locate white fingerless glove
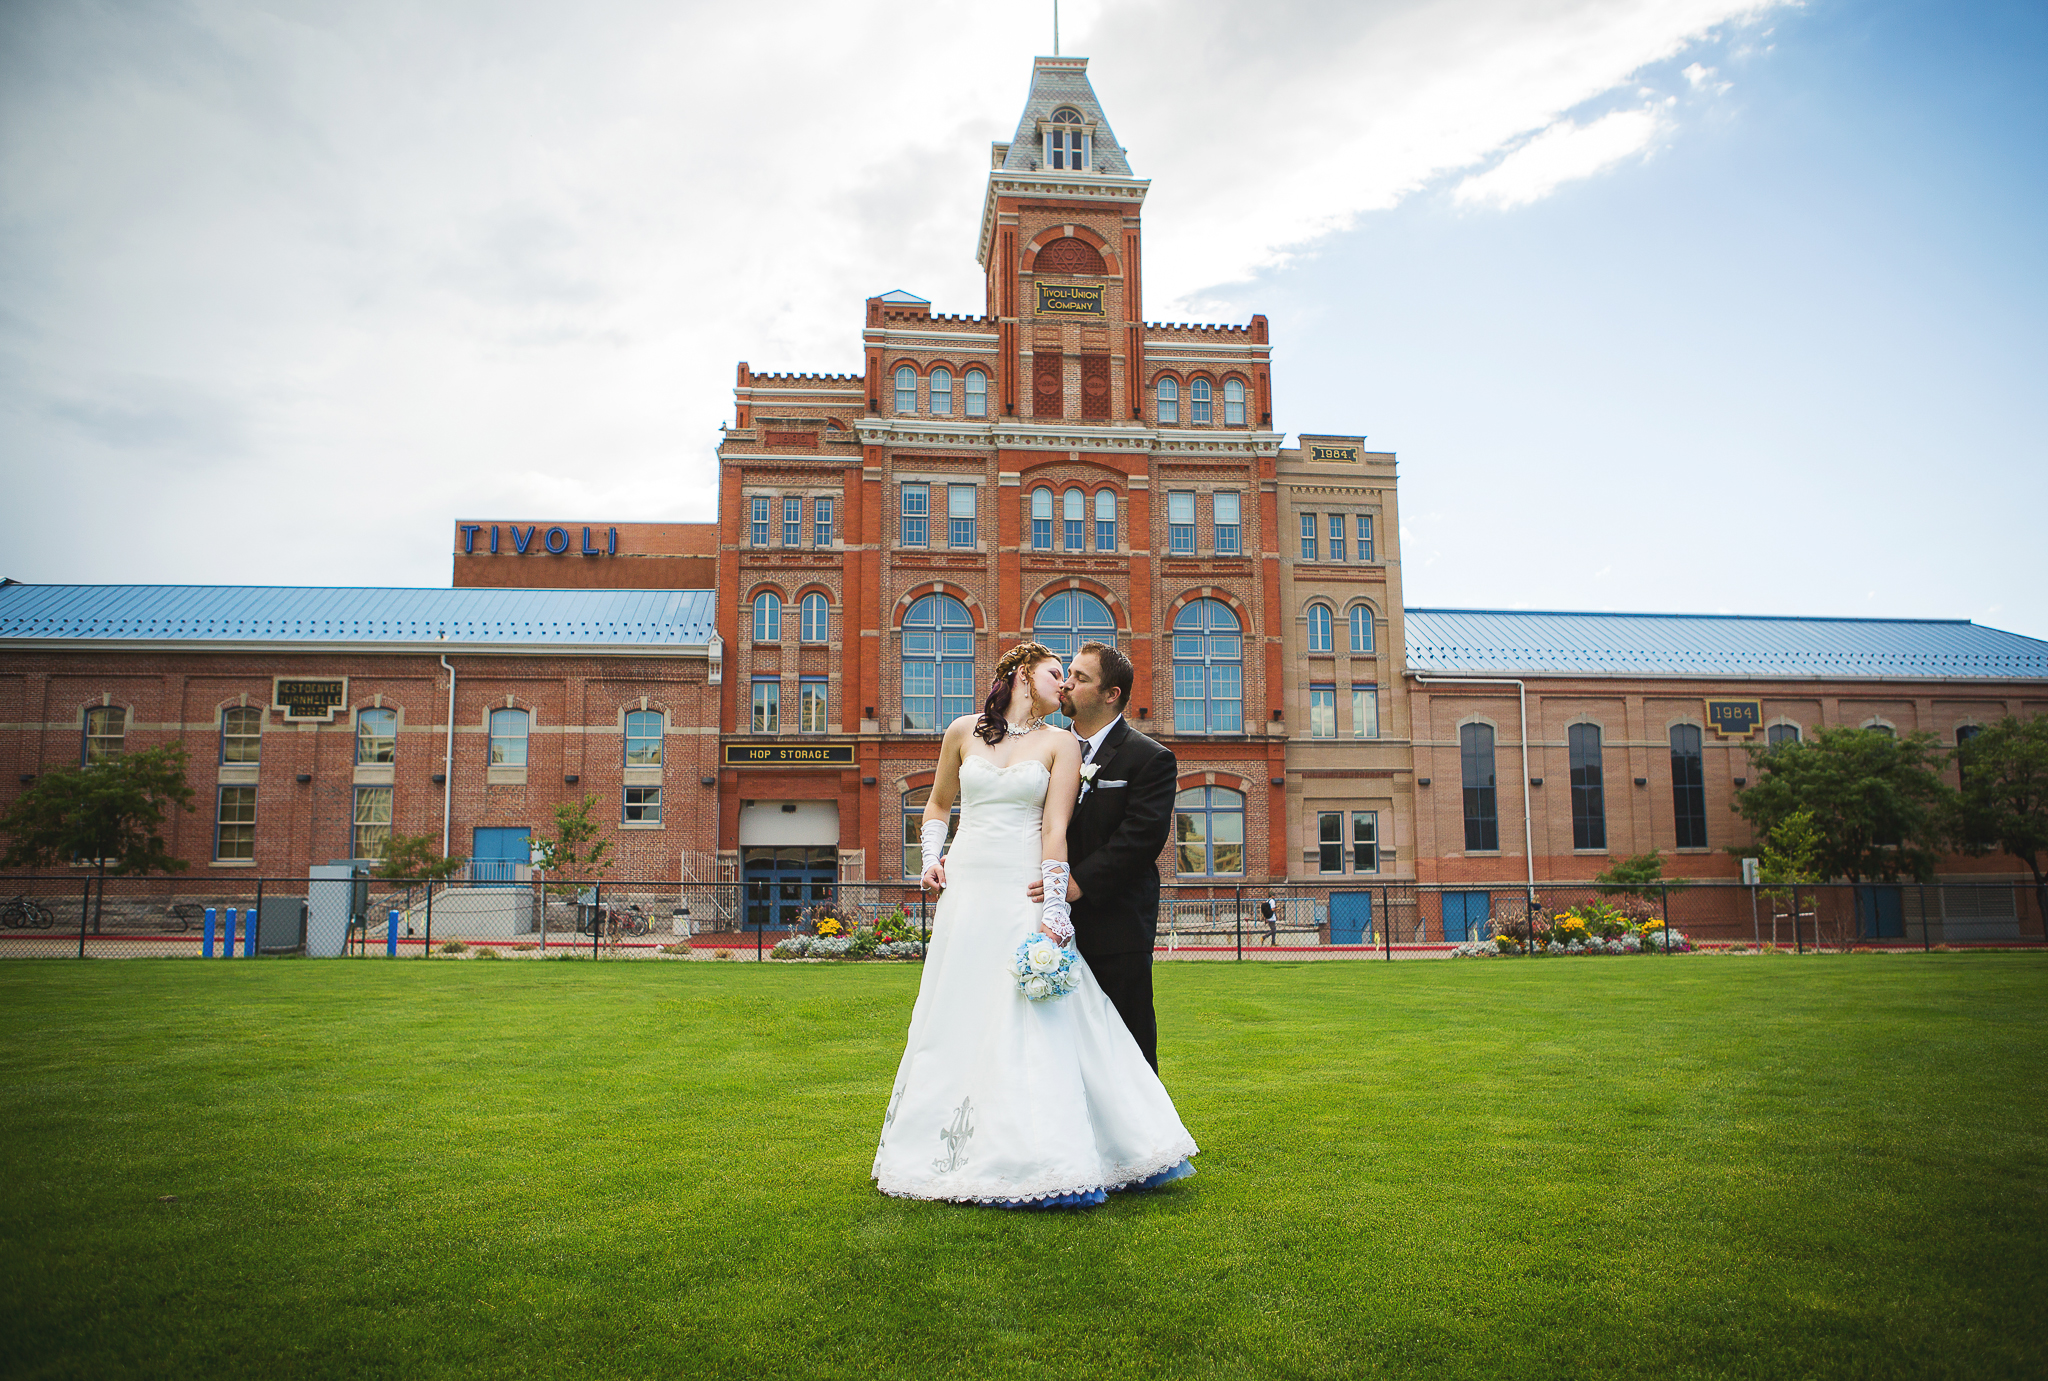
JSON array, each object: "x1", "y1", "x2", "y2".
[
  {"x1": 1039, "y1": 860, "x2": 1074, "y2": 945},
  {"x1": 920, "y1": 818, "x2": 949, "y2": 875}
]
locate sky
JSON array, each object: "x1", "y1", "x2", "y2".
[{"x1": 2, "y1": 0, "x2": 2043, "y2": 636}]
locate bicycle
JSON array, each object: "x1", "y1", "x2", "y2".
[
  {"x1": 0, "y1": 896, "x2": 54, "y2": 930},
  {"x1": 162, "y1": 903, "x2": 201, "y2": 933}
]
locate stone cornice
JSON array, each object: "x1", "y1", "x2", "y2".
[{"x1": 978, "y1": 172, "x2": 1150, "y2": 268}]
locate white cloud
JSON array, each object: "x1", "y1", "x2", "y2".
[{"x1": 1451, "y1": 106, "x2": 1669, "y2": 209}]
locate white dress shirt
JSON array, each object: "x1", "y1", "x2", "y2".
[{"x1": 1078, "y1": 715, "x2": 1123, "y2": 765}]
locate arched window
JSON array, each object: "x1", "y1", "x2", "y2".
[
  {"x1": 1223, "y1": 378, "x2": 1246, "y2": 425},
  {"x1": 221, "y1": 706, "x2": 263, "y2": 764},
  {"x1": 1175, "y1": 786, "x2": 1245, "y2": 876},
  {"x1": 1307, "y1": 603, "x2": 1333, "y2": 653},
  {"x1": 1461, "y1": 723, "x2": 1498, "y2": 851},
  {"x1": 964, "y1": 369, "x2": 989, "y2": 418},
  {"x1": 1671, "y1": 725, "x2": 1707, "y2": 848},
  {"x1": 1062, "y1": 487, "x2": 1086, "y2": 550},
  {"x1": 1029, "y1": 487, "x2": 1053, "y2": 550},
  {"x1": 1156, "y1": 377, "x2": 1179, "y2": 425},
  {"x1": 1767, "y1": 723, "x2": 1801, "y2": 748},
  {"x1": 1569, "y1": 724, "x2": 1604, "y2": 851},
  {"x1": 929, "y1": 367, "x2": 953, "y2": 416},
  {"x1": 489, "y1": 709, "x2": 529, "y2": 767},
  {"x1": 799, "y1": 593, "x2": 829, "y2": 643},
  {"x1": 1190, "y1": 378, "x2": 1213, "y2": 425},
  {"x1": 1172, "y1": 599, "x2": 1242, "y2": 734},
  {"x1": 356, "y1": 708, "x2": 397, "y2": 765},
  {"x1": 1045, "y1": 106, "x2": 1090, "y2": 171},
  {"x1": 1033, "y1": 589, "x2": 1115, "y2": 730},
  {"x1": 901, "y1": 786, "x2": 961, "y2": 878},
  {"x1": 894, "y1": 365, "x2": 918, "y2": 414},
  {"x1": 1094, "y1": 488, "x2": 1117, "y2": 552},
  {"x1": 752, "y1": 592, "x2": 782, "y2": 643},
  {"x1": 82, "y1": 706, "x2": 124, "y2": 764},
  {"x1": 1348, "y1": 605, "x2": 1375, "y2": 654},
  {"x1": 625, "y1": 709, "x2": 663, "y2": 766},
  {"x1": 900, "y1": 593, "x2": 975, "y2": 732}
]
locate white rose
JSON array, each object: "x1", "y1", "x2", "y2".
[
  {"x1": 1026, "y1": 939, "x2": 1061, "y2": 974},
  {"x1": 1024, "y1": 975, "x2": 1052, "y2": 1000}
]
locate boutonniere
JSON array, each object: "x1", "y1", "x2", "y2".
[{"x1": 1079, "y1": 763, "x2": 1100, "y2": 784}]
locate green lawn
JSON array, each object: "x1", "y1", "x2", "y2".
[{"x1": 1, "y1": 956, "x2": 2043, "y2": 1380}]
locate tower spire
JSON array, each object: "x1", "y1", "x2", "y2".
[{"x1": 1054, "y1": 0, "x2": 1060, "y2": 56}]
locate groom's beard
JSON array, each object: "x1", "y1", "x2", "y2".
[{"x1": 1057, "y1": 691, "x2": 1075, "y2": 717}]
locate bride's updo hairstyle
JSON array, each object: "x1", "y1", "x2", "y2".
[{"x1": 975, "y1": 641, "x2": 1058, "y2": 745}]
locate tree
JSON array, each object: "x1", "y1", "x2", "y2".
[
  {"x1": 1594, "y1": 851, "x2": 1682, "y2": 898},
  {"x1": 1949, "y1": 716, "x2": 2048, "y2": 932},
  {"x1": 0, "y1": 745, "x2": 197, "y2": 932},
  {"x1": 532, "y1": 794, "x2": 614, "y2": 880},
  {"x1": 1733, "y1": 726, "x2": 1951, "y2": 885},
  {"x1": 373, "y1": 833, "x2": 468, "y2": 883}
]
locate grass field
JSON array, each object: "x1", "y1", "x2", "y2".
[{"x1": 1, "y1": 956, "x2": 2044, "y2": 1380}]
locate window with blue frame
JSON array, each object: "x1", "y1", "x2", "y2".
[
  {"x1": 894, "y1": 365, "x2": 918, "y2": 414},
  {"x1": 752, "y1": 591, "x2": 782, "y2": 643},
  {"x1": 964, "y1": 369, "x2": 988, "y2": 418},
  {"x1": 357, "y1": 708, "x2": 396, "y2": 764},
  {"x1": 750, "y1": 496, "x2": 770, "y2": 548},
  {"x1": 899, "y1": 483, "x2": 928, "y2": 547},
  {"x1": 1327, "y1": 515, "x2": 1346, "y2": 561},
  {"x1": 1190, "y1": 378, "x2": 1212, "y2": 424},
  {"x1": 1213, "y1": 492, "x2": 1240, "y2": 554},
  {"x1": 489, "y1": 709, "x2": 529, "y2": 766},
  {"x1": 751, "y1": 679, "x2": 780, "y2": 734},
  {"x1": 1349, "y1": 604, "x2": 1374, "y2": 653},
  {"x1": 929, "y1": 367, "x2": 953, "y2": 416},
  {"x1": 623, "y1": 785, "x2": 662, "y2": 824},
  {"x1": 1223, "y1": 378, "x2": 1245, "y2": 425},
  {"x1": 1094, "y1": 488, "x2": 1117, "y2": 552},
  {"x1": 1172, "y1": 599, "x2": 1242, "y2": 734},
  {"x1": 625, "y1": 709, "x2": 663, "y2": 766},
  {"x1": 1356, "y1": 514, "x2": 1374, "y2": 561},
  {"x1": 799, "y1": 592, "x2": 829, "y2": 643},
  {"x1": 1156, "y1": 376, "x2": 1179, "y2": 424},
  {"x1": 1029, "y1": 487, "x2": 1053, "y2": 550},
  {"x1": 948, "y1": 484, "x2": 976, "y2": 548},
  {"x1": 782, "y1": 496, "x2": 801, "y2": 547},
  {"x1": 1461, "y1": 723, "x2": 1498, "y2": 851},
  {"x1": 900, "y1": 593, "x2": 974, "y2": 732},
  {"x1": 1062, "y1": 488, "x2": 1085, "y2": 550},
  {"x1": 1032, "y1": 590, "x2": 1115, "y2": 727},
  {"x1": 1310, "y1": 684, "x2": 1336, "y2": 738},
  {"x1": 798, "y1": 677, "x2": 828, "y2": 733},
  {"x1": 1168, "y1": 491, "x2": 1195, "y2": 555},
  {"x1": 1300, "y1": 512, "x2": 1318, "y2": 560},
  {"x1": 813, "y1": 497, "x2": 834, "y2": 548},
  {"x1": 1174, "y1": 786, "x2": 1244, "y2": 876},
  {"x1": 1307, "y1": 603, "x2": 1332, "y2": 653},
  {"x1": 1352, "y1": 685, "x2": 1380, "y2": 740}
]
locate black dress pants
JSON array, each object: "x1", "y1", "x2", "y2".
[{"x1": 1085, "y1": 948, "x2": 1157, "y2": 1072}]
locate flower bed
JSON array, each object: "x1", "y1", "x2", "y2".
[
  {"x1": 1454, "y1": 899, "x2": 1693, "y2": 957},
  {"x1": 771, "y1": 909, "x2": 925, "y2": 960}
]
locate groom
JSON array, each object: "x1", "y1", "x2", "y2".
[{"x1": 1031, "y1": 641, "x2": 1177, "y2": 1070}]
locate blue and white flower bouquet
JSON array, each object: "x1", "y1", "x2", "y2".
[{"x1": 1011, "y1": 933, "x2": 1078, "y2": 1002}]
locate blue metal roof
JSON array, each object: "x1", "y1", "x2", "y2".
[
  {"x1": 0, "y1": 584, "x2": 716, "y2": 650},
  {"x1": 1404, "y1": 609, "x2": 2048, "y2": 681}
]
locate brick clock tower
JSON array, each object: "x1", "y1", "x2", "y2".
[{"x1": 715, "y1": 56, "x2": 1382, "y2": 916}]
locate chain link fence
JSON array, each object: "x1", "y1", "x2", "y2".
[{"x1": 0, "y1": 872, "x2": 2038, "y2": 960}]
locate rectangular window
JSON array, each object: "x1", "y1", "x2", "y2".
[
  {"x1": 1671, "y1": 725, "x2": 1708, "y2": 848},
  {"x1": 1356, "y1": 514, "x2": 1374, "y2": 562},
  {"x1": 623, "y1": 786, "x2": 662, "y2": 825},
  {"x1": 813, "y1": 497, "x2": 835, "y2": 548},
  {"x1": 750, "y1": 496, "x2": 770, "y2": 548},
  {"x1": 357, "y1": 708, "x2": 397, "y2": 764},
  {"x1": 1461, "y1": 723, "x2": 1499, "y2": 852},
  {"x1": 751, "y1": 679, "x2": 780, "y2": 734},
  {"x1": 83, "y1": 706, "x2": 124, "y2": 764},
  {"x1": 624, "y1": 710, "x2": 663, "y2": 766},
  {"x1": 948, "y1": 484, "x2": 976, "y2": 548},
  {"x1": 221, "y1": 706, "x2": 263, "y2": 763},
  {"x1": 1352, "y1": 685, "x2": 1379, "y2": 739},
  {"x1": 1168, "y1": 491, "x2": 1195, "y2": 555},
  {"x1": 782, "y1": 497, "x2": 801, "y2": 547},
  {"x1": 1213, "y1": 492, "x2": 1240, "y2": 554},
  {"x1": 899, "y1": 483, "x2": 928, "y2": 547},
  {"x1": 1352, "y1": 812, "x2": 1379, "y2": 873},
  {"x1": 1094, "y1": 489, "x2": 1117, "y2": 553},
  {"x1": 798, "y1": 677, "x2": 828, "y2": 734},
  {"x1": 215, "y1": 785, "x2": 256, "y2": 861},
  {"x1": 1300, "y1": 512, "x2": 1318, "y2": 560},
  {"x1": 1317, "y1": 812, "x2": 1344, "y2": 873},
  {"x1": 1310, "y1": 685, "x2": 1336, "y2": 738},
  {"x1": 352, "y1": 786, "x2": 392, "y2": 861},
  {"x1": 1029, "y1": 489, "x2": 1053, "y2": 550},
  {"x1": 1327, "y1": 516, "x2": 1346, "y2": 562},
  {"x1": 1569, "y1": 723, "x2": 1606, "y2": 851}
]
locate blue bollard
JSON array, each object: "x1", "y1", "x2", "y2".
[
  {"x1": 243, "y1": 908, "x2": 257, "y2": 958},
  {"x1": 223, "y1": 908, "x2": 237, "y2": 957},
  {"x1": 387, "y1": 909, "x2": 399, "y2": 957},
  {"x1": 203, "y1": 906, "x2": 217, "y2": 958}
]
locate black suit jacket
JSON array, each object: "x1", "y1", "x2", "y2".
[{"x1": 1066, "y1": 718, "x2": 1177, "y2": 959}]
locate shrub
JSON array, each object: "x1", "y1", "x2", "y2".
[
  {"x1": 713, "y1": 949, "x2": 734, "y2": 961},
  {"x1": 439, "y1": 940, "x2": 468, "y2": 954},
  {"x1": 474, "y1": 947, "x2": 502, "y2": 960}
]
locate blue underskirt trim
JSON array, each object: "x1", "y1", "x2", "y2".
[{"x1": 990, "y1": 1158, "x2": 1195, "y2": 1211}]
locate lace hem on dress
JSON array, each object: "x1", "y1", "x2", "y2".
[{"x1": 873, "y1": 1139, "x2": 1198, "y2": 1208}]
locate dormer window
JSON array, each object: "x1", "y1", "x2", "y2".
[{"x1": 1044, "y1": 107, "x2": 1091, "y2": 172}]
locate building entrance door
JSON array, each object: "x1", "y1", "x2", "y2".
[
  {"x1": 737, "y1": 800, "x2": 840, "y2": 931},
  {"x1": 1329, "y1": 892, "x2": 1373, "y2": 944},
  {"x1": 1441, "y1": 890, "x2": 1490, "y2": 942},
  {"x1": 472, "y1": 827, "x2": 530, "y2": 885}
]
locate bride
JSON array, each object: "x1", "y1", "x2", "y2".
[{"x1": 872, "y1": 641, "x2": 1198, "y2": 1207}]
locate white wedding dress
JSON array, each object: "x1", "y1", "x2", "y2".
[{"x1": 872, "y1": 754, "x2": 1198, "y2": 1206}]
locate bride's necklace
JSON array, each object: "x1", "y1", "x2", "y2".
[{"x1": 1004, "y1": 713, "x2": 1047, "y2": 737}]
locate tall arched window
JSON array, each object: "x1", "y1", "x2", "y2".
[
  {"x1": 894, "y1": 365, "x2": 918, "y2": 414},
  {"x1": 1348, "y1": 605, "x2": 1375, "y2": 654},
  {"x1": 752, "y1": 592, "x2": 782, "y2": 643},
  {"x1": 356, "y1": 708, "x2": 397, "y2": 764},
  {"x1": 1569, "y1": 724, "x2": 1604, "y2": 851},
  {"x1": 1307, "y1": 604, "x2": 1333, "y2": 653},
  {"x1": 1062, "y1": 488, "x2": 1086, "y2": 550},
  {"x1": 1460, "y1": 723, "x2": 1498, "y2": 851},
  {"x1": 1671, "y1": 725, "x2": 1708, "y2": 848},
  {"x1": 489, "y1": 709, "x2": 529, "y2": 767},
  {"x1": 1094, "y1": 488, "x2": 1117, "y2": 552},
  {"x1": 625, "y1": 709, "x2": 663, "y2": 766},
  {"x1": 900, "y1": 593, "x2": 975, "y2": 732},
  {"x1": 964, "y1": 368, "x2": 988, "y2": 418},
  {"x1": 1223, "y1": 378, "x2": 1246, "y2": 425},
  {"x1": 901, "y1": 787, "x2": 961, "y2": 878},
  {"x1": 929, "y1": 367, "x2": 953, "y2": 416},
  {"x1": 1172, "y1": 599, "x2": 1242, "y2": 734},
  {"x1": 1045, "y1": 106, "x2": 1090, "y2": 171},
  {"x1": 1175, "y1": 786, "x2": 1245, "y2": 876},
  {"x1": 1156, "y1": 377, "x2": 1179, "y2": 424},
  {"x1": 1190, "y1": 378, "x2": 1213, "y2": 425},
  {"x1": 1032, "y1": 590, "x2": 1116, "y2": 730},
  {"x1": 1029, "y1": 487, "x2": 1053, "y2": 550},
  {"x1": 799, "y1": 593, "x2": 829, "y2": 643}
]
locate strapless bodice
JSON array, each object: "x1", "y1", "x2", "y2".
[{"x1": 946, "y1": 755, "x2": 1049, "y2": 882}]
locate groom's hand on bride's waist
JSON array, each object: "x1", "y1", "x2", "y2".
[{"x1": 1026, "y1": 876, "x2": 1081, "y2": 902}]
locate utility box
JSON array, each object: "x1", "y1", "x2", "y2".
[{"x1": 257, "y1": 896, "x2": 308, "y2": 954}]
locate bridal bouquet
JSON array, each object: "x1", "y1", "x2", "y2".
[{"x1": 1010, "y1": 934, "x2": 1078, "y2": 1002}]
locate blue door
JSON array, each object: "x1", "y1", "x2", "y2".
[
  {"x1": 1442, "y1": 891, "x2": 1490, "y2": 942},
  {"x1": 472, "y1": 827, "x2": 530, "y2": 885},
  {"x1": 1856, "y1": 886, "x2": 1904, "y2": 939},
  {"x1": 1330, "y1": 892, "x2": 1373, "y2": 945}
]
